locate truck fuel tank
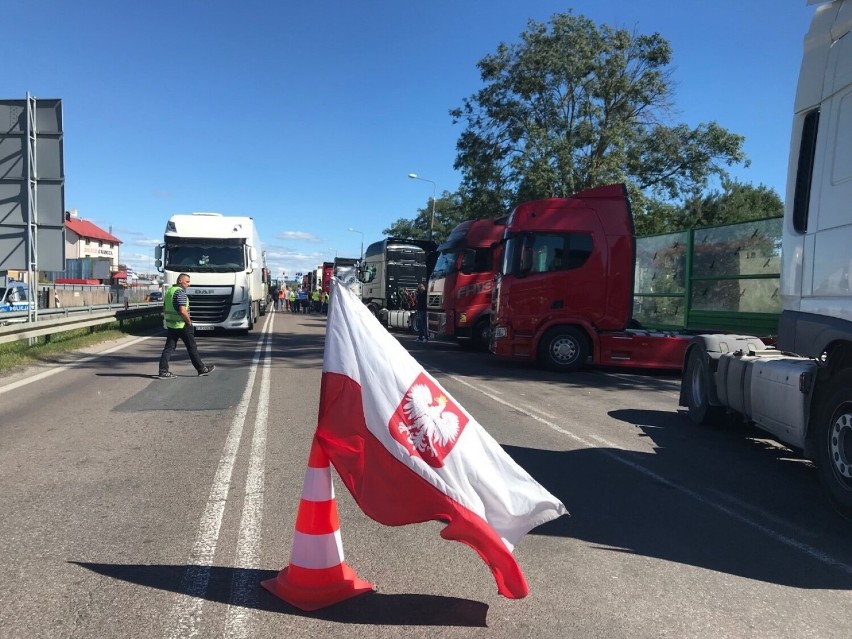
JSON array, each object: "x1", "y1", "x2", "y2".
[{"x1": 716, "y1": 351, "x2": 816, "y2": 449}]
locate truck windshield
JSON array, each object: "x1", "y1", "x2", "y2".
[
  {"x1": 430, "y1": 250, "x2": 461, "y2": 279},
  {"x1": 164, "y1": 244, "x2": 246, "y2": 272}
]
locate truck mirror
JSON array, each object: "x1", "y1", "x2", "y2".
[{"x1": 155, "y1": 245, "x2": 162, "y2": 260}]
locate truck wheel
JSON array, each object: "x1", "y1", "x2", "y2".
[
  {"x1": 472, "y1": 318, "x2": 491, "y2": 352},
  {"x1": 683, "y1": 347, "x2": 724, "y2": 425},
  {"x1": 814, "y1": 369, "x2": 852, "y2": 518},
  {"x1": 538, "y1": 327, "x2": 588, "y2": 372}
]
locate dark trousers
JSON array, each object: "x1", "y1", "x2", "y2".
[
  {"x1": 159, "y1": 325, "x2": 205, "y2": 373},
  {"x1": 417, "y1": 309, "x2": 428, "y2": 340}
]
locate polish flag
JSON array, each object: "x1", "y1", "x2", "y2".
[{"x1": 315, "y1": 279, "x2": 568, "y2": 599}]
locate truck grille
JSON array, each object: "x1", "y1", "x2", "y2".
[
  {"x1": 187, "y1": 294, "x2": 232, "y2": 323},
  {"x1": 427, "y1": 292, "x2": 442, "y2": 308}
]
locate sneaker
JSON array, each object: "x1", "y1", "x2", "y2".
[
  {"x1": 198, "y1": 364, "x2": 216, "y2": 376},
  {"x1": 158, "y1": 371, "x2": 176, "y2": 379}
]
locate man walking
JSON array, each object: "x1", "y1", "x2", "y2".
[{"x1": 158, "y1": 273, "x2": 215, "y2": 378}]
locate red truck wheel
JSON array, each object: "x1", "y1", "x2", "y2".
[
  {"x1": 538, "y1": 327, "x2": 588, "y2": 372},
  {"x1": 472, "y1": 318, "x2": 491, "y2": 352}
]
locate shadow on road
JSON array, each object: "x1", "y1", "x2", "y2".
[
  {"x1": 503, "y1": 406, "x2": 852, "y2": 592},
  {"x1": 70, "y1": 562, "x2": 488, "y2": 626}
]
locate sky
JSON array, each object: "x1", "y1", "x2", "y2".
[{"x1": 4, "y1": 0, "x2": 818, "y2": 280}]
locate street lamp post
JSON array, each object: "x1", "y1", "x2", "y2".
[
  {"x1": 407, "y1": 173, "x2": 436, "y2": 241},
  {"x1": 347, "y1": 227, "x2": 364, "y2": 261}
]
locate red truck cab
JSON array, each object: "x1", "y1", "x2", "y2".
[
  {"x1": 490, "y1": 184, "x2": 689, "y2": 371},
  {"x1": 427, "y1": 218, "x2": 505, "y2": 350},
  {"x1": 321, "y1": 261, "x2": 334, "y2": 295}
]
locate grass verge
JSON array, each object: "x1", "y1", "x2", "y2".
[{"x1": 0, "y1": 315, "x2": 162, "y2": 376}]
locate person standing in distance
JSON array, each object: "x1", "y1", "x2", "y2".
[
  {"x1": 158, "y1": 273, "x2": 215, "y2": 378},
  {"x1": 415, "y1": 282, "x2": 428, "y2": 343}
]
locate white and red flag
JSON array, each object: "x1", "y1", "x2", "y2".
[{"x1": 314, "y1": 279, "x2": 568, "y2": 599}]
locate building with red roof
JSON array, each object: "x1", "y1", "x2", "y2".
[{"x1": 64, "y1": 209, "x2": 122, "y2": 274}]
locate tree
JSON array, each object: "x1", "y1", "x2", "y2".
[
  {"x1": 633, "y1": 180, "x2": 783, "y2": 235},
  {"x1": 450, "y1": 11, "x2": 749, "y2": 221},
  {"x1": 384, "y1": 191, "x2": 467, "y2": 242},
  {"x1": 682, "y1": 180, "x2": 783, "y2": 228}
]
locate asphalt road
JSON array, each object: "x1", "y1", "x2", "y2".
[{"x1": 1, "y1": 309, "x2": 850, "y2": 639}]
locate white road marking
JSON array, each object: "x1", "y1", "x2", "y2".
[
  {"x1": 0, "y1": 335, "x2": 150, "y2": 395},
  {"x1": 223, "y1": 327, "x2": 272, "y2": 638},
  {"x1": 165, "y1": 318, "x2": 274, "y2": 639}
]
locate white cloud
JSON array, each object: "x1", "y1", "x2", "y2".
[{"x1": 275, "y1": 231, "x2": 323, "y2": 243}]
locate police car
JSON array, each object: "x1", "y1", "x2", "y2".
[{"x1": 0, "y1": 282, "x2": 32, "y2": 323}]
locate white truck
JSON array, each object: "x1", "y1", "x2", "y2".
[
  {"x1": 155, "y1": 212, "x2": 268, "y2": 333},
  {"x1": 680, "y1": 0, "x2": 852, "y2": 516}
]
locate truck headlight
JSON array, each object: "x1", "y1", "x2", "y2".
[{"x1": 232, "y1": 310, "x2": 247, "y2": 320}]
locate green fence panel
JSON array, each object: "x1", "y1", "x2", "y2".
[{"x1": 634, "y1": 217, "x2": 781, "y2": 335}]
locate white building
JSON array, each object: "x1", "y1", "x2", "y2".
[{"x1": 64, "y1": 209, "x2": 122, "y2": 272}]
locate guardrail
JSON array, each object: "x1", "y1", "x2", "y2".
[{"x1": 0, "y1": 304, "x2": 163, "y2": 345}]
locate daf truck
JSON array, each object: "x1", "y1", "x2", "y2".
[
  {"x1": 680, "y1": 0, "x2": 852, "y2": 515},
  {"x1": 427, "y1": 218, "x2": 505, "y2": 351},
  {"x1": 155, "y1": 212, "x2": 268, "y2": 333}
]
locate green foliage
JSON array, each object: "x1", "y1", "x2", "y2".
[
  {"x1": 449, "y1": 10, "x2": 749, "y2": 220},
  {"x1": 634, "y1": 180, "x2": 783, "y2": 235},
  {"x1": 383, "y1": 191, "x2": 468, "y2": 242}
]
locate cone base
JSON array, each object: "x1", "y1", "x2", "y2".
[{"x1": 261, "y1": 562, "x2": 374, "y2": 611}]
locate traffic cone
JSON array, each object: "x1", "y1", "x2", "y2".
[{"x1": 261, "y1": 437, "x2": 374, "y2": 611}]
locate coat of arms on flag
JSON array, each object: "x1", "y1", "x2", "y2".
[{"x1": 390, "y1": 373, "x2": 468, "y2": 467}]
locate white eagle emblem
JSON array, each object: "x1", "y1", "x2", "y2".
[{"x1": 399, "y1": 383, "x2": 461, "y2": 458}]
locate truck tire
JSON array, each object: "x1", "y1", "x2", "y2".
[
  {"x1": 682, "y1": 347, "x2": 724, "y2": 425},
  {"x1": 538, "y1": 326, "x2": 588, "y2": 372},
  {"x1": 814, "y1": 369, "x2": 852, "y2": 518},
  {"x1": 471, "y1": 318, "x2": 491, "y2": 352}
]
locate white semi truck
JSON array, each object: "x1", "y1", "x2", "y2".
[
  {"x1": 155, "y1": 212, "x2": 268, "y2": 333},
  {"x1": 680, "y1": 0, "x2": 852, "y2": 516}
]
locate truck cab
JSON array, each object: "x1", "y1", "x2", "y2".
[
  {"x1": 359, "y1": 238, "x2": 436, "y2": 330},
  {"x1": 427, "y1": 218, "x2": 505, "y2": 351},
  {"x1": 491, "y1": 184, "x2": 690, "y2": 371}
]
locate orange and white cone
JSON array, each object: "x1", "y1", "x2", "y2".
[{"x1": 261, "y1": 437, "x2": 374, "y2": 611}]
